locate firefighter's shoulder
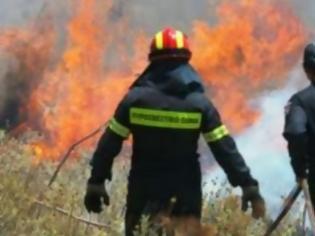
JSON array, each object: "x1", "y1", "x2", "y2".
[
  {"x1": 120, "y1": 86, "x2": 148, "y2": 104},
  {"x1": 289, "y1": 85, "x2": 314, "y2": 107},
  {"x1": 294, "y1": 84, "x2": 315, "y2": 102},
  {"x1": 285, "y1": 85, "x2": 313, "y2": 115},
  {"x1": 186, "y1": 92, "x2": 217, "y2": 112}
]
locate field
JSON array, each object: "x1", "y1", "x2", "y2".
[{"x1": 0, "y1": 133, "x2": 304, "y2": 235}]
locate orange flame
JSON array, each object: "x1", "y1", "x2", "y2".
[
  {"x1": 0, "y1": 0, "x2": 307, "y2": 160},
  {"x1": 191, "y1": 0, "x2": 306, "y2": 131},
  {"x1": 26, "y1": 0, "x2": 139, "y2": 160}
]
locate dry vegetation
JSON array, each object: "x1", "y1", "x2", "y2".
[{"x1": 0, "y1": 133, "x2": 305, "y2": 235}]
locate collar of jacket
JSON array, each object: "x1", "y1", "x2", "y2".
[{"x1": 130, "y1": 61, "x2": 205, "y2": 96}]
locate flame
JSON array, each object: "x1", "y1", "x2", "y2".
[
  {"x1": 191, "y1": 0, "x2": 306, "y2": 131},
  {"x1": 0, "y1": 0, "x2": 307, "y2": 160},
  {"x1": 25, "y1": 0, "x2": 141, "y2": 160},
  {"x1": 0, "y1": 21, "x2": 54, "y2": 129}
]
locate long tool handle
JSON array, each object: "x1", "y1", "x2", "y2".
[
  {"x1": 301, "y1": 180, "x2": 315, "y2": 232},
  {"x1": 264, "y1": 184, "x2": 302, "y2": 236}
]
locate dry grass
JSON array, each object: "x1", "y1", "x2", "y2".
[{"x1": 0, "y1": 133, "x2": 304, "y2": 235}]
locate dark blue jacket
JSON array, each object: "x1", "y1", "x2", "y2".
[
  {"x1": 284, "y1": 83, "x2": 315, "y2": 178},
  {"x1": 89, "y1": 61, "x2": 257, "y2": 188}
]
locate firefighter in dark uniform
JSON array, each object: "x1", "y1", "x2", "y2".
[
  {"x1": 284, "y1": 43, "x2": 315, "y2": 210},
  {"x1": 84, "y1": 28, "x2": 266, "y2": 235}
]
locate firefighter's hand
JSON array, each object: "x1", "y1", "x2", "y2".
[
  {"x1": 241, "y1": 186, "x2": 266, "y2": 219},
  {"x1": 84, "y1": 183, "x2": 110, "y2": 213}
]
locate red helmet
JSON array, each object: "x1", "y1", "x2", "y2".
[{"x1": 149, "y1": 27, "x2": 192, "y2": 62}]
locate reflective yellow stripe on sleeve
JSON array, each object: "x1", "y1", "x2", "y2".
[
  {"x1": 203, "y1": 125, "x2": 229, "y2": 142},
  {"x1": 109, "y1": 118, "x2": 130, "y2": 138}
]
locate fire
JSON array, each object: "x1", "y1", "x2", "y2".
[
  {"x1": 0, "y1": 20, "x2": 54, "y2": 130},
  {"x1": 0, "y1": 0, "x2": 307, "y2": 160},
  {"x1": 191, "y1": 0, "x2": 306, "y2": 132}
]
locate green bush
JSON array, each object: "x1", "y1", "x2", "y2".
[{"x1": 0, "y1": 134, "x2": 304, "y2": 235}]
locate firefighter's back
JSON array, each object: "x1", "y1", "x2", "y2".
[
  {"x1": 128, "y1": 85, "x2": 204, "y2": 176},
  {"x1": 125, "y1": 83, "x2": 205, "y2": 217},
  {"x1": 119, "y1": 62, "x2": 208, "y2": 204}
]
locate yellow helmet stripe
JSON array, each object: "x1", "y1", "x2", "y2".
[
  {"x1": 155, "y1": 31, "x2": 164, "y2": 49},
  {"x1": 175, "y1": 31, "x2": 184, "y2": 49}
]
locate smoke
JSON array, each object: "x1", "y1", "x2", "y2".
[
  {"x1": 0, "y1": 0, "x2": 46, "y2": 27},
  {"x1": 0, "y1": 18, "x2": 54, "y2": 129},
  {"x1": 237, "y1": 69, "x2": 307, "y2": 209},
  {"x1": 111, "y1": 0, "x2": 315, "y2": 36},
  {"x1": 288, "y1": 0, "x2": 315, "y2": 29},
  {"x1": 1, "y1": 0, "x2": 314, "y2": 32},
  {"x1": 122, "y1": 0, "x2": 214, "y2": 33},
  {"x1": 204, "y1": 68, "x2": 308, "y2": 214},
  {"x1": 0, "y1": 52, "x2": 17, "y2": 127},
  {"x1": 0, "y1": 55, "x2": 23, "y2": 129}
]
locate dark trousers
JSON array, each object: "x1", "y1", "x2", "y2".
[
  {"x1": 308, "y1": 171, "x2": 315, "y2": 211},
  {"x1": 124, "y1": 170, "x2": 202, "y2": 236}
]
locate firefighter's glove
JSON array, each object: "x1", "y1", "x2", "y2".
[
  {"x1": 241, "y1": 186, "x2": 266, "y2": 219},
  {"x1": 84, "y1": 183, "x2": 110, "y2": 213}
]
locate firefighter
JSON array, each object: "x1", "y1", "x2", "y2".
[
  {"x1": 284, "y1": 42, "x2": 315, "y2": 210},
  {"x1": 84, "y1": 28, "x2": 265, "y2": 235}
]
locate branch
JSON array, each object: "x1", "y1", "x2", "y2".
[
  {"x1": 48, "y1": 122, "x2": 108, "y2": 187},
  {"x1": 301, "y1": 180, "x2": 315, "y2": 232},
  {"x1": 33, "y1": 200, "x2": 111, "y2": 230}
]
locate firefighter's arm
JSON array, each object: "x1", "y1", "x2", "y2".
[
  {"x1": 201, "y1": 100, "x2": 265, "y2": 218},
  {"x1": 85, "y1": 107, "x2": 130, "y2": 213},
  {"x1": 201, "y1": 101, "x2": 257, "y2": 187},
  {"x1": 283, "y1": 96, "x2": 308, "y2": 179},
  {"x1": 88, "y1": 96, "x2": 131, "y2": 184}
]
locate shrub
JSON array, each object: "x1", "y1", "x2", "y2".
[{"x1": 0, "y1": 134, "x2": 304, "y2": 235}]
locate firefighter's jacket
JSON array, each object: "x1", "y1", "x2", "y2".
[
  {"x1": 89, "y1": 61, "x2": 258, "y2": 188},
  {"x1": 284, "y1": 83, "x2": 315, "y2": 178}
]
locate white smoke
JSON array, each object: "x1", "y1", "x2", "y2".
[
  {"x1": 237, "y1": 68, "x2": 307, "y2": 210},
  {"x1": 288, "y1": 0, "x2": 315, "y2": 29},
  {"x1": 0, "y1": 0, "x2": 46, "y2": 26},
  {"x1": 0, "y1": 0, "x2": 314, "y2": 35},
  {"x1": 120, "y1": 0, "x2": 216, "y2": 33},
  {"x1": 203, "y1": 67, "x2": 309, "y2": 215}
]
